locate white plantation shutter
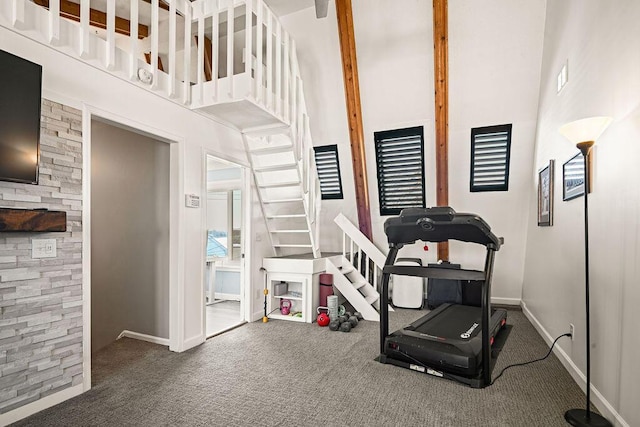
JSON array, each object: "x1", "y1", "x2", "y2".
[
  {"x1": 313, "y1": 145, "x2": 343, "y2": 199},
  {"x1": 470, "y1": 124, "x2": 512, "y2": 192},
  {"x1": 374, "y1": 126, "x2": 425, "y2": 215}
]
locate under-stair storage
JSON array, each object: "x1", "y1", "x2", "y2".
[
  {"x1": 266, "y1": 273, "x2": 308, "y2": 322},
  {"x1": 263, "y1": 255, "x2": 323, "y2": 323}
]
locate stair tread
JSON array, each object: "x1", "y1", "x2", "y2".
[
  {"x1": 274, "y1": 244, "x2": 313, "y2": 248},
  {"x1": 266, "y1": 214, "x2": 307, "y2": 218},
  {"x1": 365, "y1": 294, "x2": 379, "y2": 304},
  {"x1": 270, "y1": 229, "x2": 309, "y2": 233},
  {"x1": 250, "y1": 145, "x2": 294, "y2": 155},
  {"x1": 258, "y1": 181, "x2": 301, "y2": 188},
  {"x1": 353, "y1": 280, "x2": 367, "y2": 290},
  {"x1": 340, "y1": 265, "x2": 355, "y2": 274},
  {"x1": 254, "y1": 163, "x2": 298, "y2": 172},
  {"x1": 263, "y1": 198, "x2": 304, "y2": 203}
]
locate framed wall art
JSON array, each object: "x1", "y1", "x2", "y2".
[
  {"x1": 563, "y1": 152, "x2": 592, "y2": 201},
  {"x1": 537, "y1": 160, "x2": 554, "y2": 226}
]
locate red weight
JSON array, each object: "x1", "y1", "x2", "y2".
[{"x1": 317, "y1": 312, "x2": 330, "y2": 327}]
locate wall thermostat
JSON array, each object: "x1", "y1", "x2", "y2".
[{"x1": 185, "y1": 194, "x2": 200, "y2": 208}]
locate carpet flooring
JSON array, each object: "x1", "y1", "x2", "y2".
[{"x1": 12, "y1": 308, "x2": 594, "y2": 426}]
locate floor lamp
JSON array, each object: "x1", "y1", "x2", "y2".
[{"x1": 559, "y1": 116, "x2": 613, "y2": 427}]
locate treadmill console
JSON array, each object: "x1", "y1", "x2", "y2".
[{"x1": 384, "y1": 206, "x2": 501, "y2": 249}]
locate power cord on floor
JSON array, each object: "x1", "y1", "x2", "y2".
[{"x1": 491, "y1": 332, "x2": 572, "y2": 385}]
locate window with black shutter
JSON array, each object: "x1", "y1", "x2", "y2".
[
  {"x1": 374, "y1": 126, "x2": 425, "y2": 216},
  {"x1": 470, "y1": 124, "x2": 512, "y2": 192},
  {"x1": 313, "y1": 145, "x2": 344, "y2": 200}
]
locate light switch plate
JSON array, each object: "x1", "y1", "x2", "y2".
[{"x1": 32, "y1": 239, "x2": 57, "y2": 259}]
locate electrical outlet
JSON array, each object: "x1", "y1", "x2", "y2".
[{"x1": 569, "y1": 323, "x2": 575, "y2": 340}]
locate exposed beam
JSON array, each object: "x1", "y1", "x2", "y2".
[
  {"x1": 335, "y1": 0, "x2": 372, "y2": 240},
  {"x1": 33, "y1": 0, "x2": 149, "y2": 39},
  {"x1": 433, "y1": 0, "x2": 449, "y2": 261}
]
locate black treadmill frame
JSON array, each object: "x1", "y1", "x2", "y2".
[{"x1": 377, "y1": 207, "x2": 506, "y2": 388}]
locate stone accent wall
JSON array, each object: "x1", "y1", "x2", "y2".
[{"x1": 0, "y1": 100, "x2": 83, "y2": 414}]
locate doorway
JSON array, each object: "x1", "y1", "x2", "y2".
[{"x1": 204, "y1": 155, "x2": 247, "y2": 337}]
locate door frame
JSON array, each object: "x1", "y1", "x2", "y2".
[
  {"x1": 81, "y1": 104, "x2": 185, "y2": 392},
  {"x1": 202, "y1": 151, "x2": 252, "y2": 336}
]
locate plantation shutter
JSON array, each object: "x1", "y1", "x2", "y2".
[
  {"x1": 374, "y1": 126, "x2": 425, "y2": 216},
  {"x1": 470, "y1": 124, "x2": 512, "y2": 192},
  {"x1": 313, "y1": 145, "x2": 344, "y2": 200}
]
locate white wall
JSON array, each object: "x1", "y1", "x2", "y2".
[
  {"x1": 522, "y1": 1, "x2": 640, "y2": 425},
  {"x1": 0, "y1": 24, "x2": 268, "y2": 350},
  {"x1": 281, "y1": 0, "x2": 546, "y2": 301},
  {"x1": 447, "y1": 0, "x2": 546, "y2": 300}
]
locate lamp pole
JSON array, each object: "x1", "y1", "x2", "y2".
[{"x1": 564, "y1": 141, "x2": 611, "y2": 427}]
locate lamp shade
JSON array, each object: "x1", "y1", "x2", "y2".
[{"x1": 558, "y1": 116, "x2": 613, "y2": 144}]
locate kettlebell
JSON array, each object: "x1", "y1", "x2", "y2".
[
  {"x1": 317, "y1": 312, "x2": 330, "y2": 327},
  {"x1": 280, "y1": 299, "x2": 292, "y2": 315}
]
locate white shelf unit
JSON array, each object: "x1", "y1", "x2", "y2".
[
  {"x1": 267, "y1": 274, "x2": 307, "y2": 322},
  {"x1": 263, "y1": 255, "x2": 324, "y2": 323}
]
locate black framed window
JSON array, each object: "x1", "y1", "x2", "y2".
[
  {"x1": 470, "y1": 124, "x2": 512, "y2": 192},
  {"x1": 313, "y1": 145, "x2": 344, "y2": 200},
  {"x1": 374, "y1": 126, "x2": 425, "y2": 216}
]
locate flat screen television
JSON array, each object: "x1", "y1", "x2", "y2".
[{"x1": 0, "y1": 50, "x2": 42, "y2": 184}]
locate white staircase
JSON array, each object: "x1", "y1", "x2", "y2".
[
  {"x1": 243, "y1": 126, "x2": 321, "y2": 258},
  {"x1": 326, "y1": 213, "x2": 394, "y2": 321}
]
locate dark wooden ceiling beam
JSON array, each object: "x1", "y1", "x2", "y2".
[
  {"x1": 33, "y1": 0, "x2": 149, "y2": 39},
  {"x1": 336, "y1": 0, "x2": 373, "y2": 240},
  {"x1": 433, "y1": 0, "x2": 449, "y2": 261}
]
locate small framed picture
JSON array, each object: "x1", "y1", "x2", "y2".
[
  {"x1": 538, "y1": 160, "x2": 554, "y2": 226},
  {"x1": 563, "y1": 152, "x2": 591, "y2": 201}
]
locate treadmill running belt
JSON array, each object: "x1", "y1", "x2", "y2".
[{"x1": 412, "y1": 305, "x2": 482, "y2": 340}]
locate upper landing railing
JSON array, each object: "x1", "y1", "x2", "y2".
[{"x1": 5, "y1": 0, "x2": 310, "y2": 136}]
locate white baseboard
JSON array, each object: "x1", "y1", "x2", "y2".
[
  {"x1": 252, "y1": 309, "x2": 265, "y2": 322},
  {"x1": 182, "y1": 334, "x2": 204, "y2": 352},
  {"x1": 492, "y1": 297, "x2": 521, "y2": 306},
  {"x1": 117, "y1": 330, "x2": 169, "y2": 347},
  {"x1": 521, "y1": 301, "x2": 629, "y2": 427},
  {"x1": 0, "y1": 383, "x2": 84, "y2": 426}
]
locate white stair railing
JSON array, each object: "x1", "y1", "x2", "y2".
[
  {"x1": 334, "y1": 213, "x2": 388, "y2": 298},
  {"x1": 328, "y1": 214, "x2": 394, "y2": 319},
  {"x1": 9, "y1": 0, "x2": 302, "y2": 125}
]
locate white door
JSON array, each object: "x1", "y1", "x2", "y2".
[{"x1": 204, "y1": 155, "x2": 248, "y2": 337}]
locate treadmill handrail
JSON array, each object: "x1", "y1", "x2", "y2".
[{"x1": 383, "y1": 265, "x2": 485, "y2": 281}]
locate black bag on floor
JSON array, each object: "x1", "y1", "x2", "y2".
[{"x1": 426, "y1": 262, "x2": 462, "y2": 310}]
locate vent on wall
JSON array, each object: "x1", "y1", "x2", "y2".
[
  {"x1": 374, "y1": 126, "x2": 425, "y2": 216},
  {"x1": 470, "y1": 124, "x2": 512, "y2": 192},
  {"x1": 313, "y1": 145, "x2": 344, "y2": 200}
]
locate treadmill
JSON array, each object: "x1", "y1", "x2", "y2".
[{"x1": 377, "y1": 206, "x2": 512, "y2": 388}]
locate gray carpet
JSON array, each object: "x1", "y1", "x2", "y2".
[{"x1": 12, "y1": 309, "x2": 593, "y2": 426}]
